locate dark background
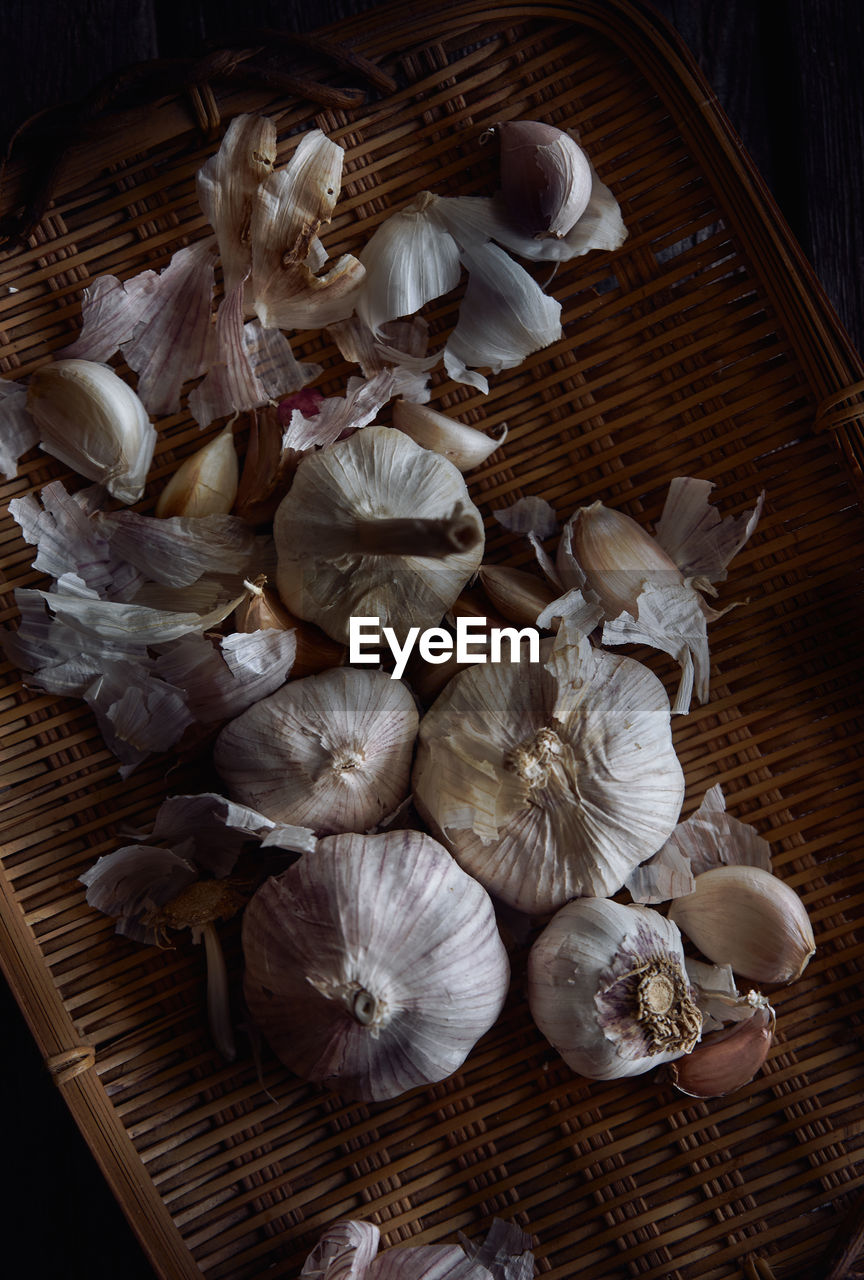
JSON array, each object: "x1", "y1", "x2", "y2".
[{"x1": 0, "y1": 2, "x2": 862, "y2": 1278}]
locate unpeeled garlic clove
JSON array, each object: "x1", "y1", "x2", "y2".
[
  {"x1": 26, "y1": 358, "x2": 156, "y2": 504},
  {"x1": 666, "y1": 1003, "x2": 774, "y2": 1098},
  {"x1": 233, "y1": 576, "x2": 345, "y2": 678},
  {"x1": 560, "y1": 499, "x2": 683, "y2": 618},
  {"x1": 668, "y1": 865, "x2": 815, "y2": 984},
  {"x1": 479, "y1": 563, "x2": 559, "y2": 627},
  {"x1": 497, "y1": 119, "x2": 593, "y2": 239},
  {"x1": 155, "y1": 424, "x2": 238, "y2": 518},
  {"x1": 392, "y1": 399, "x2": 507, "y2": 471}
]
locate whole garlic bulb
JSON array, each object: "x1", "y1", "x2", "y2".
[
  {"x1": 273, "y1": 426, "x2": 484, "y2": 644},
  {"x1": 213, "y1": 666, "x2": 418, "y2": 834},
  {"x1": 528, "y1": 897, "x2": 701, "y2": 1080},
  {"x1": 413, "y1": 623, "x2": 685, "y2": 915},
  {"x1": 242, "y1": 829, "x2": 510, "y2": 1100}
]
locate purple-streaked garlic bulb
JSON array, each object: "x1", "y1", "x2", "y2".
[
  {"x1": 528, "y1": 897, "x2": 702, "y2": 1080},
  {"x1": 213, "y1": 665, "x2": 418, "y2": 834},
  {"x1": 412, "y1": 622, "x2": 685, "y2": 915},
  {"x1": 242, "y1": 829, "x2": 510, "y2": 1100}
]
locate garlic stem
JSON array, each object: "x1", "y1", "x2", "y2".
[
  {"x1": 346, "y1": 505, "x2": 482, "y2": 558},
  {"x1": 202, "y1": 922, "x2": 236, "y2": 1063}
]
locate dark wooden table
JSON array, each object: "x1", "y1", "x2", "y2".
[{"x1": 1, "y1": 3, "x2": 861, "y2": 1278}]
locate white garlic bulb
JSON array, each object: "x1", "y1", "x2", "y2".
[
  {"x1": 242, "y1": 829, "x2": 510, "y2": 1100},
  {"x1": 26, "y1": 358, "x2": 156, "y2": 504},
  {"x1": 413, "y1": 622, "x2": 685, "y2": 915},
  {"x1": 213, "y1": 666, "x2": 418, "y2": 834},
  {"x1": 274, "y1": 426, "x2": 484, "y2": 644},
  {"x1": 668, "y1": 865, "x2": 815, "y2": 984},
  {"x1": 528, "y1": 897, "x2": 701, "y2": 1079}
]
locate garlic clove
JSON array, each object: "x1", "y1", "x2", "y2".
[
  {"x1": 559, "y1": 499, "x2": 684, "y2": 617},
  {"x1": 233, "y1": 576, "x2": 345, "y2": 678},
  {"x1": 242, "y1": 828, "x2": 510, "y2": 1100},
  {"x1": 233, "y1": 405, "x2": 300, "y2": 526},
  {"x1": 479, "y1": 564, "x2": 558, "y2": 627},
  {"x1": 668, "y1": 865, "x2": 815, "y2": 984},
  {"x1": 392, "y1": 399, "x2": 506, "y2": 471},
  {"x1": 528, "y1": 898, "x2": 701, "y2": 1080},
  {"x1": 497, "y1": 119, "x2": 593, "y2": 239},
  {"x1": 213, "y1": 665, "x2": 418, "y2": 834},
  {"x1": 26, "y1": 358, "x2": 156, "y2": 504},
  {"x1": 155, "y1": 424, "x2": 239, "y2": 518},
  {"x1": 666, "y1": 1003, "x2": 774, "y2": 1098}
]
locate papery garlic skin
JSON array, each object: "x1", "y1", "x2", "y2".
[
  {"x1": 274, "y1": 426, "x2": 485, "y2": 644},
  {"x1": 197, "y1": 113, "x2": 277, "y2": 296},
  {"x1": 668, "y1": 865, "x2": 815, "y2": 984},
  {"x1": 497, "y1": 120, "x2": 593, "y2": 239},
  {"x1": 413, "y1": 623, "x2": 685, "y2": 915},
  {"x1": 213, "y1": 665, "x2": 418, "y2": 834},
  {"x1": 528, "y1": 898, "x2": 701, "y2": 1080},
  {"x1": 242, "y1": 829, "x2": 510, "y2": 1101},
  {"x1": 26, "y1": 359, "x2": 155, "y2": 504}
]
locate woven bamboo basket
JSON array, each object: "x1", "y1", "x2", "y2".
[{"x1": 2, "y1": 2, "x2": 863, "y2": 1277}]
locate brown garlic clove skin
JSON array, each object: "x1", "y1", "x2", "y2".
[
  {"x1": 213, "y1": 666, "x2": 418, "y2": 835},
  {"x1": 234, "y1": 406, "x2": 301, "y2": 526},
  {"x1": 233, "y1": 576, "x2": 345, "y2": 678},
  {"x1": 497, "y1": 120, "x2": 593, "y2": 240},
  {"x1": 666, "y1": 1004, "x2": 774, "y2": 1098},
  {"x1": 668, "y1": 865, "x2": 815, "y2": 985},
  {"x1": 242, "y1": 829, "x2": 510, "y2": 1101}
]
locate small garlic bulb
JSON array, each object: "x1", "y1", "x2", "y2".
[
  {"x1": 413, "y1": 623, "x2": 685, "y2": 915},
  {"x1": 213, "y1": 666, "x2": 418, "y2": 834},
  {"x1": 528, "y1": 897, "x2": 701, "y2": 1080},
  {"x1": 242, "y1": 829, "x2": 510, "y2": 1100},
  {"x1": 497, "y1": 120, "x2": 593, "y2": 239},
  {"x1": 668, "y1": 865, "x2": 815, "y2": 984},
  {"x1": 26, "y1": 358, "x2": 156, "y2": 504}
]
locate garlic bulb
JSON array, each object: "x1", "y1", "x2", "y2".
[
  {"x1": 413, "y1": 621, "x2": 685, "y2": 915},
  {"x1": 155, "y1": 424, "x2": 238, "y2": 517},
  {"x1": 668, "y1": 865, "x2": 815, "y2": 984},
  {"x1": 26, "y1": 359, "x2": 155, "y2": 504},
  {"x1": 497, "y1": 120, "x2": 593, "y2": 239},
  {"x1": 274, "y1": 426, "x2": 484, "y2": 644},
  {"x1": 213, "y1": 665, "x2": 418, "y2": 834},
  {"x1": 392, "y1": 399, "x2": 506, "y2": 471},
  {"x1": 528, "y1": 897, "x2": 701, "y2": 1080},
  {"x1": 242, "y1": 829, "x2": 510, "y2": 1100}
]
